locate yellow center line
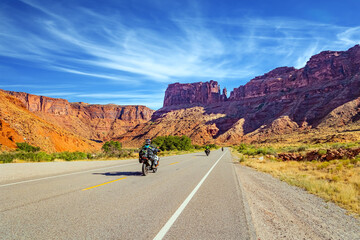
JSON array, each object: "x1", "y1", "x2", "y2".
[
  {"x1": 82, "y1": 177, "x2": 127, "y2": 191},
  {"x1": 170, "y1": 162, "x2": 179, "y2": 165}
]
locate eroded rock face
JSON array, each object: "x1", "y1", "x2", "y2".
[
  {"x1": 0, "y1": 91, "x2": 99, "y2": 152},
  {"x1": 126, "y1": 45, "x2": 360, "y2": 145},
  {"x1": 163, "y1": 80, "x2": 227, "y2": 106},
  {"x1": 229, "y1": 45, "x2": 360, "y2": 101},
  {"x1": 5, "y1": 91, "x2": 154, "y2": 141}
]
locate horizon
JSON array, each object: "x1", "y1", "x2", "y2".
[{"x1": 1, "y1": 0, "x2": 360, "y2": 109}]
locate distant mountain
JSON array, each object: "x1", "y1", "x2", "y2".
[{"x1": 119, "y1": 45, "x2": 360, "y2": 145}]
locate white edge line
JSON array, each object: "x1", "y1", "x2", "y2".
[
  {"x1": 0, "y1": 162, "x2": 137, "y2": 188},
  {"x1": 153, "y1": 151, "x2": 227, "y2": 240}
]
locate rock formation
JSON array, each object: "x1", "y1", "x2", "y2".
[
  {"x1": 0, "y1": 91, "x2": 99, "y2": 152},
  {"x1": 123, "y1": 45, "x2": 360, "y2": 145},
  {"x1": 163, "y1": 80, "x2": 227, "y2": 107},
  {"x1": 4, "y1": 91, "x2": 154, "y2": 142}
]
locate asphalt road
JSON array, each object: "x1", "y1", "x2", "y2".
[{"x1": 0, "y1": 149, "x2": 254, "y2": 239}]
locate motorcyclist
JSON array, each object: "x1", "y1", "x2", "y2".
[
  {"x1": 205, "y1": 145, "x2": 210, "y2": 155},
  {"x1": 139, "y1": 139, "x2": 160, "y2": 167}
]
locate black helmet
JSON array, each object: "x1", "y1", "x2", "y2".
[{"x1": 145, "y1": 139, "x2": 151, "y2": 145}]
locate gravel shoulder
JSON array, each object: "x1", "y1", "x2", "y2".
[{"x1": 233, "y1": 162, "x2": 360, "y2": 240}]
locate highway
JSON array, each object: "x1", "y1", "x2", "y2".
[{"x1": 0, "y1": 149, "x2": 254, "y2": 239}]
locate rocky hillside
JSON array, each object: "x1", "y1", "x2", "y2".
[
  {"x1": 121, "y1": 45, "x2": 360, "y2": 145},
  {"x1": 4, "y1": 91, "x2": 154, "y2": 142},
  {"x1": 0, "y1": 91, "x2": 99, "y2": 152}
]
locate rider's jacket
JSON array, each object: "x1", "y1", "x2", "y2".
[{"x1": 140, "y1": 144, "x2": 159, "y2": 159}]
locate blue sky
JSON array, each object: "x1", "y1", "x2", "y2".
[{"x1": 1, "y1": 0, "x2": 360, "y2": 109}]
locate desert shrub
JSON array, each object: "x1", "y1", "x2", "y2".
[
  {"x1": 297, "y1": 145, "x2": 308, "y2": 152},
  {"x1": 238, "y1": 153, "x2": 246, "y2": 162},
  {"x1": 16, "y1": 142, "x2": 40, "y2": 152},
  {"x1": 0, "y1": 151, "x2": 53, "y2": 162},
  {"x1": 152, "y1": 135, "x2": 192, "y2": 151},
  {"x1": 317, "y1": 149, "x2": 327, "y2": 155},
  {"x1": 237, "y1": 144, "x2": 275, "y2": 156},
  {"x1": 256, "y1": 147, "x2": 276, "y2": 155},
  {"x1": 330, "y1": 142, "x2": 357, "y2": 149},
  {"x1": 102, "y1": 141, "x2": 123, "y2": 156},
  {"x1": 0, "y1": 153, "x2": 15, "y2": 163},
  {"x1": 317, "y1": 162, "x2": 330, "y2": 170},
  {"x1": 54, "y1": 151, "x2": 88, "y2": 161},
  {"x1": 350, "y1": 156, "x2": 360, "y2": 165},
  {"x1": 207, "y1": 144, "x2": 219, "y2": 149}
]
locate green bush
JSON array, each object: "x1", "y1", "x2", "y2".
[
  {"x1": 0, "y1": 153, "x2": 15, "y2": 163},
  {"x1": 16, "y1": 142, "x2": 40, "y2": 152},
  {"x1": 317, "y1": 149, "x2": 327, "y2": 155},
  {"x1": 102, "y1": 141, "x2": 122, "y2": 156},
  {"x1": 152, "y1": 135, "x2": 192, "y2": 151},
  {"x1": 54, "y1": 151, "x2": 88, "y2": 161}
]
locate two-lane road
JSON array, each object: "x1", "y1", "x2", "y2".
[{"x1": 0, "y1": 149, "x2": 254, "y2": 239}]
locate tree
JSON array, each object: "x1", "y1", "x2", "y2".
[{"x1": 152, "y1": 135, "x2": 192, "y2": 151}]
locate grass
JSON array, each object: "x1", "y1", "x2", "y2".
[{"x1": 231, "y1": 147, "x2": 360, "y2": 217}]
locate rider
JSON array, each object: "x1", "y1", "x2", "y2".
[
  {"x1": 205, "y1": 145, "x2": 210, "y2": 154},
  {"x1": 140, "y1": 139, "x2": 159, "y2": 167}
]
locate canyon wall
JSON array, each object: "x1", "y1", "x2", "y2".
[{"x1": 4, "y1": 91, "x2": 155, "y2": 142}]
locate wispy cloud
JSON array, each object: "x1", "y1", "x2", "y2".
[
  {"x1": 1, "y1": 0, "x2": 360, "y2": 109},
  {"x1": 32, "y1": 92, "x2": 78, "y2": 97}
]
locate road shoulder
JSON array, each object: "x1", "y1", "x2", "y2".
[{"x1": 232, "y1": 160, "x2": 360, "y2": 240}]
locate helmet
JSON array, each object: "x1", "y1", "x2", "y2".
[{"x1": 145, "y1": 139, "x2": 151, "y2": 145}]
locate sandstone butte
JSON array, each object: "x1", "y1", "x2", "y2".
[{"x1": 2, "y1": 44, "x2": 360, "y2": 151}]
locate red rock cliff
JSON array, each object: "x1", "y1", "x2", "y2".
[
  {"x1": 4, "y1": 91, "x2": 154, "y2": 141},
  {"x1": 163, "y1": 80, "x2": 227, "y2": 107},
  {"x1": 123, "y1": 45, "x2": 360, "y2": 146},
  {"x1": 229, "y1": 45, "x2": 360, "y2": 100}
]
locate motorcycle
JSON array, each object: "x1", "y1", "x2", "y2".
[
  {"x1": 205, "y1": 148, "x2": 210, "y2": 156},
  {"x1": 139, "y1": 150, "x2": 160, "y2": 176}
]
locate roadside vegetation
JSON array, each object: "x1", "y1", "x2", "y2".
[
  {"x1": 0, "y1": 141, "x2": 136, "y2": 163},
  {"x1": 0, "y1": 137, "x2": 218, "y2": 163},
  {"x1": 232, "y1": 143, "x2": 360, "y2": 217}
]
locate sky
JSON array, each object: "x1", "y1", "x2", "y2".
[{"x1": 1, "y1": 0, "x2": 360, "y2": 109}]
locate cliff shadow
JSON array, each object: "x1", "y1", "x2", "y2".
[
  {"x1": 203, "y1": 101, "x2": 274, "y2": 137},
  {"x1": 93, "y1": 171, "x2": 143, "y2": 176}
]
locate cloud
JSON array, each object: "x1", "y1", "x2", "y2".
[
  {"x1": 32, "y1": 92, "x2": 78, "y2": 97},
  {"x1": 1, "y1": 0, "x2": 360, "y2": 91},
  {"x1": 337, "y1": 26, "x2": 360, "y2": 45}
]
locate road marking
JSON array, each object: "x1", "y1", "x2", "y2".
[
  {"x1": 153, "y1": 151, "x2": 227, "y2": 240},
  {"x1": 82, "y1": 177, "x2": 127, "y2": 191},
  {"x1": 0, "y1": 162, "x2": 137, "y2": 188},
  {"x1": 170, "y1": 162, "x2": 179, "y2": 165}
]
